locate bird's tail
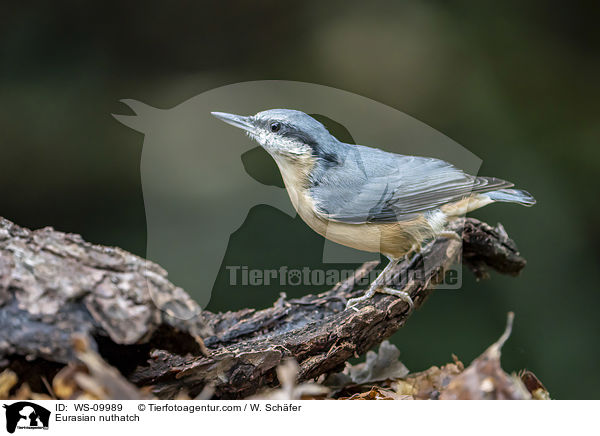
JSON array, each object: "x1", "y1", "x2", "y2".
[{"x1": 486, "y1": 188, "x2": 536, "y2": 206}]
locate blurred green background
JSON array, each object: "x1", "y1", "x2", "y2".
[{"x1": 1, "y1": 0, "x2": 598, "y2": 399}]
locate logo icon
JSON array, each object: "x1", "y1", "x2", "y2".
[
  {"x1": 3, "y1": 402, "x2": 50, "y2": 433},
  {"x1": 113, "y1": 80, "x2": 480, "y2": 312}
]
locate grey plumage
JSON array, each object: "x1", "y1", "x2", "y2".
[{"x1": 309, "y1": 141, "x2": 534, "y2": 224}]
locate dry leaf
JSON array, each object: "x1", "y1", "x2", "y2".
[
  {"x1": 0, "y1": 369, "x2": 18, "y2": 399},
  {"x1": 520, "y1": 370, "x2": 550, "y2": 400},
  {"x1": 347, "y1": 341, "x2": 409, "y2": 384},
  {"x1": 439, "y1": 312, "x2": 530, "y2": 399},
  {"x1": 395, "y1": 359, "x2": 464, "y2": 400},
  {"x1": 342, "y1": 386, "x2": 408, "y2": 400},
  {"x1": 251, "y1": 359, "x2": 329, "y2": 400}
]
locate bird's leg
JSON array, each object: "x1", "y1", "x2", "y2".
[
  {"x1": 346, "y1": 256, "x2": 414, "y2": 311},
  {"x1": 346, "y1": 257, "x2": 398, "y2": 311},
  {"x1": 379, "y1": 286, "x2": 414, "y2": 311}
]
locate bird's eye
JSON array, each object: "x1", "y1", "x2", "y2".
[{"x1": 270, "y1": 122, "x2": 281, "y2": 133}]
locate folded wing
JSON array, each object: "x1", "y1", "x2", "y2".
[{"x1": 310, "y1": 144, "x2": 512, "y2": 224}]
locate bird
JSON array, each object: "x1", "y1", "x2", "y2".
[{"x1": 211, "y1": 109, "x2": 535, "y2": 311}]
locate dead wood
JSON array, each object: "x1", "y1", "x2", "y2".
[{"x1": 0, "y1": 216, "x2": 527, "y2": 399}]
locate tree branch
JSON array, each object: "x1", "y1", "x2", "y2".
[{"x1": 0, "y1": 217, "x2": 527, "y2": 399}]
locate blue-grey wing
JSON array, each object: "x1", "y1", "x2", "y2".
[{"x1": 310, "y1": 144, "x2": 512, "y2": 224}]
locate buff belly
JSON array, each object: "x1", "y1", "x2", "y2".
[
  {"x1": 274, "y1": 153, "x2": 491, "y2": 259},
  {"x1": 284, "y1": 183, "x2": 441, "y2": 259},
  {"x1": 285, "y1": 186, "x2": 496, "y2": 259}
]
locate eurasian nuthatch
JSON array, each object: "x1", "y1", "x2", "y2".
[{"x1": 212, "y1": 109, "x2": 535, "y2": 310}]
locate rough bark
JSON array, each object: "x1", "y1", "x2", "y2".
[{"x1": 0, "y1": 216, "x2": 527, "y2": 399}]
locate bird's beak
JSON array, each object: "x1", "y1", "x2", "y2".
[{"x1": 211, "y1": 112, "x2": 255, "y2": 134}]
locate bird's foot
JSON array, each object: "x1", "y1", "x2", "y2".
[
  {"x1": 379, "y1": 286, "x2": 414, "y2": 312},
  {"x1": 345, "y1": 288, "x2": 376, "y2": 312},
  {"x1": 345, "y1": 285, "x2": 414, "y2": 313}
]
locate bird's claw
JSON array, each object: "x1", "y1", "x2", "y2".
[
  {"x1": 347, "y1": 303, "x2": 360, "y2": 312},
  {"x1": 380, "y1": 286, "x2": 414, "y2": 312},
  {"x1": 345, "y1": 293, "x2": 373, "y2": 311},
  {"x1": 345, "y1": 286, "x2": 414, "y2": 313}
]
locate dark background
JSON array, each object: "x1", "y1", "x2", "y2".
[{"x1": 1, "y1": 0, "x2": 599, "y2": 399}]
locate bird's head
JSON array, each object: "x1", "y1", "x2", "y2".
[{"x1": 211, "y1": 109, "x2": 336, "y2": 161}]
